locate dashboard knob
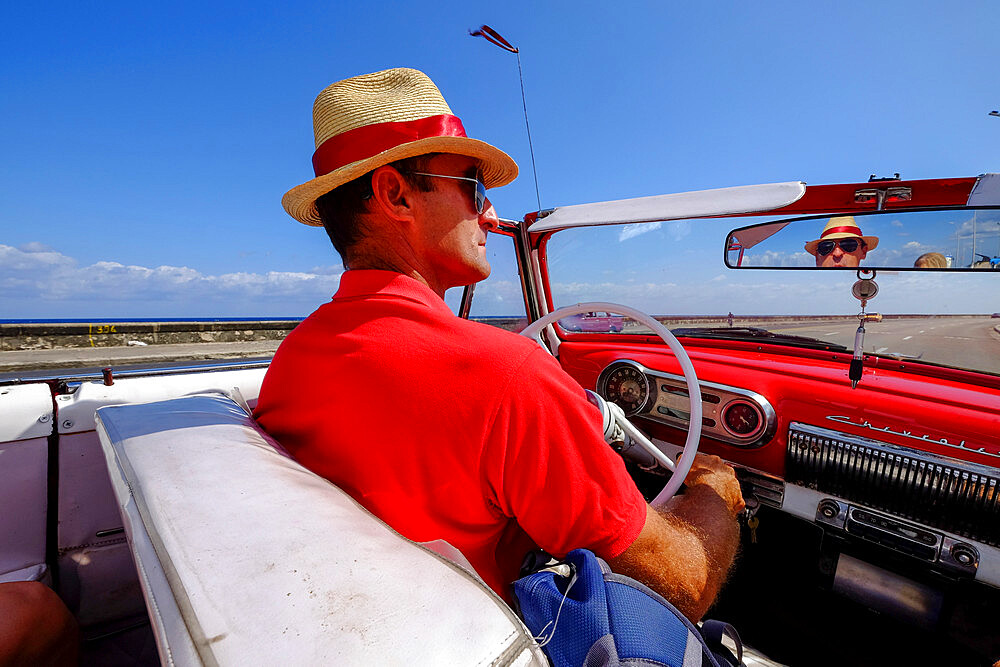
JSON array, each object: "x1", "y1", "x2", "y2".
[
  {"x1": 818, "y1": 499, "x2": 840, "y2": 520},
  {"x1": 951, "y1": 543, "x2": 977, "y2": 567}
]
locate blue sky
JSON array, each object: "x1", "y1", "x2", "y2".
[{"x1": 3, "y1": 1, "x2": 1000, "y2": 318}]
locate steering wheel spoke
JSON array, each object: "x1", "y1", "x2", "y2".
[{"x1": 520, "y1": 302, "x2": 701, "y2": 505}]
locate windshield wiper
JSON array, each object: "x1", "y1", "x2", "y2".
[{"x1": 670, "y1": 326, "x2": 849, "y2": 352}]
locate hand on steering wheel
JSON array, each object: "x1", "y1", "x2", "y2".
[{"x1": 520, "y1": 302, "x2": 702, "y2": 507}]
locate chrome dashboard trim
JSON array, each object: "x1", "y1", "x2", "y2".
[
  {"x1": 789, "y1": 421, "x2": 1000, "y2": 482},
  {"x1": 824, "y1": 414, "x2": 1000, "y2": 460},
  {"x1": 781, "y1": 482, "x2": 999, "y2": 589},
  {"x1": 652, "y1": 432, "x2": 1000, "y2": 588},
  {"x1": 596, "y1": 359, "x2": 777, "y2": 447},
  {"x1": 787, "y1": 421, "x2": 1000, "y2": 549}
]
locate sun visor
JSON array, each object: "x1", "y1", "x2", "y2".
[
  {"x1": 527, "y1": 181, "x2": 806, "y2": 233},
  {"x1": 967, "y1": 173, "x2": 1000, "y2": 206},
  {"x1": 730, "y1": 221, "x2": 792, "y2": 250}
]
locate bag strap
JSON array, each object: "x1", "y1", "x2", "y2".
[
  {"x1": 531, "y1": 563, "x2": 579, "y2": 648},
  {"x1": 700, "y1": 619, "x2": 743, "y2": 667}
]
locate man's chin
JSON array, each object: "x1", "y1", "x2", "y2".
[
  {"x1": 459, "y1": 262, "x2": 491, "y2": 286},
  {"x1": 819, "y1": 258, "x2": 859, "y2": 268}
]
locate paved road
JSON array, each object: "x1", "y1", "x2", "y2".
[
  {"x1": 769, "y1": 316, "x2": 1000, "y2": 375},
  {"x1": 0, "y1": 341, "x2": 280, "y2": 381}
]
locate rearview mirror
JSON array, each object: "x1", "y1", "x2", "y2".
[{"x1": 726, "y1": 208, "x2": 1000, "y2": 270}]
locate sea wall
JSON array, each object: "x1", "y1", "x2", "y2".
[
  {"x1": 0, "y1": 314, "x2": 978, "y2": 352},
  {"x1": 0, "y1": 321, "x2": 301, "y2": 351}
]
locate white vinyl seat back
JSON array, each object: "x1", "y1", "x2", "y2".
[{"x1": 95, "y1": 393, "x2": 546, "y2": 667}]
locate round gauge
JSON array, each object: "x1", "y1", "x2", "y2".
[
  {"x1": 602, "y1": 365, "x2": 650, "y2": 415},
  {"x1": 722, "y1": 401, "x2": 763, "y2": 438}
]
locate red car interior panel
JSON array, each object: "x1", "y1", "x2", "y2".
[{"x1": 556, "y1": 339, "x2": 1000, "y2": 477}]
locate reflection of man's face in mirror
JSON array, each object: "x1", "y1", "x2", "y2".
[
  {"x1": 815, "y1": 238, "x2": 868, "y2": 267},
  {"x1": 804, "y1": 216, "x2": 879, "y2": 268}
]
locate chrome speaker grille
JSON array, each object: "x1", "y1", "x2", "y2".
[{"x1": 787, "y1": 422, "x2": 1000, "y2": 547}]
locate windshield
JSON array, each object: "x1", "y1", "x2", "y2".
[{"x1": 543, "y1": 217, "x2": 1000, "y2": 376}]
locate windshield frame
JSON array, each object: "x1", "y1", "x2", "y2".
[{"x1": 525, "y1": 214, "x2": 1000, "y2": 381}]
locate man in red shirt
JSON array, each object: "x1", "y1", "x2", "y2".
[{"x1": 255, "y1": 68, "x2": 743, "y2": 622}]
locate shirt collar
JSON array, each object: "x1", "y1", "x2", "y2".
[{"x1": 334, "y1": 270, "x2": 455, "y2": 314}]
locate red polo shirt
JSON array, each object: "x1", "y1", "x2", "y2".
[{"x1": 255, "y1": 270, "x2": 646, "y2": 597}]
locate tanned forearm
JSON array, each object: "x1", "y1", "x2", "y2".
[
  {"x1": 657, "y1": 484, "x2": 741, "y2": 619},
  {"x1": 609, "y1": 496, "x2": 740, "y2": 622},
  {"x1": 608, "y1": 454, "x2": 744, "y2": 622}
]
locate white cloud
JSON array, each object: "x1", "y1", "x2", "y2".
[
  {"x1": 0, "y1": 244, "x2": 345, "y2": 316},
  {"x1": 618, "y1": 220, "x2": 662, "y2": 242},
  {"x1": 739, "y1": 249, "x2": 812, "y2": 267},
  {"x1": 666, "y1": 221, "x2": 692, "y2": 242},
  {"x1": 19, "y1": 242, "x2": 58, "y2": 253},
  {"x1": 617, "y1": 220, "x2": 692, "y2": 243},
  {"x1": 0, "y1": 244, "x2": 75, "y2": 271}
]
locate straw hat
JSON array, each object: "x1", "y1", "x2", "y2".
[
  {"x1": 804, "y1": 216, "x2": 880, "y2": 255},
  {"x1": 282, "y1": 68, "x2": 518, "y2": 226}
]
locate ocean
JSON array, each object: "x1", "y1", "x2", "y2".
[{"x1": 0, "y1": 317, "x2": 305, "y2": 324}]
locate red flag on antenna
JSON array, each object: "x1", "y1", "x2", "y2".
[{"x1": 469, "y1": 25, "x2": 518, "y2": 53}]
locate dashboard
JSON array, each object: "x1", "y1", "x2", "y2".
[
  {"x1": 556, "y1": 338, "x2": 1000, "y2": 595},
  {"x1": 596, "y1": 359, "x2": 776, "y2": 447}
]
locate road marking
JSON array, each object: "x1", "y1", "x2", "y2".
[
  {"x1": 919, "y1": 330, "x2": 925, "y2": 334},
  {"x1": 826, "y1": 331, "x2": 840, "y2": 335},
  {"x1": 876, "y1": 346, "x2": 889, "y2": 353},
  {"x1": 903, "y1": 335, "x2": 912, "y2": 340}
]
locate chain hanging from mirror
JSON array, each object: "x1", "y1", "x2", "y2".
[{"x1": 849, "y1": 269, "x2": 882, "y2": 388}]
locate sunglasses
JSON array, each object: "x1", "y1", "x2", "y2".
[
  {"x1": 817, "y1": 238, "x2": 865, "y2": 256},
  {"x1": 407, "y1": 171, "x2": 488, "y2": 214}
]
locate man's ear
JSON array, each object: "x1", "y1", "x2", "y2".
[{"x1": 369, "y1": 166, "x2": 415, "y2": 224}]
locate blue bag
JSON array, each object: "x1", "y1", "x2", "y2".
[{"x1": 513, "y1": 549, "x2": 742, "y2": 667}]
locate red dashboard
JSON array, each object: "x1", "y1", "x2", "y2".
[{"x1": 557, "y1": 337, "x2": 1000, "y2": 476}]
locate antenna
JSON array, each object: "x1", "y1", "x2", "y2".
[{"x1": 470, "y1": 25, "x2": 542, "y2": 212}]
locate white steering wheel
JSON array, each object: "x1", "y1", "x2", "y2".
[{"x1": 520, "y1": 302, "x2": 702, "y2": 507}]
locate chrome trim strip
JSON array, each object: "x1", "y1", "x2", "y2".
[
  {"x1": 596, "y1": 359, "x2": 776, "y2": 447},
  {"x1": 790, "y1": 421, "x2": 1000, "y2": 477},
  {"x1": 824, "y1": 414, "x2": 999, "y2": 460}
]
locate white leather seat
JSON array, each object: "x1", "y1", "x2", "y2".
[{"x1": 96, "y1": 393, "x2": 545, "y2": 666}]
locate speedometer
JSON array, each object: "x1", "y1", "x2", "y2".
[{"x1": 602, "y1": 365, "x2": 651, "y2": 415}]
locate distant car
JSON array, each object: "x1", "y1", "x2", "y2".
[
  {"x1": 558, "y1": 311, "x2": 625, "y2": 333},
  {"x1": 992, "y1": 312, "x2": 1000, "y2": 318}
]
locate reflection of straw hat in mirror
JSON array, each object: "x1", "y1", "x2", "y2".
[{"x1": 804, "y1": 216, "x2": 880, "y2": 255}]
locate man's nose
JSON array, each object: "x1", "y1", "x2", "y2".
[{"x1": 481, "y1": 199, "x2": 500, "y2": 232}]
